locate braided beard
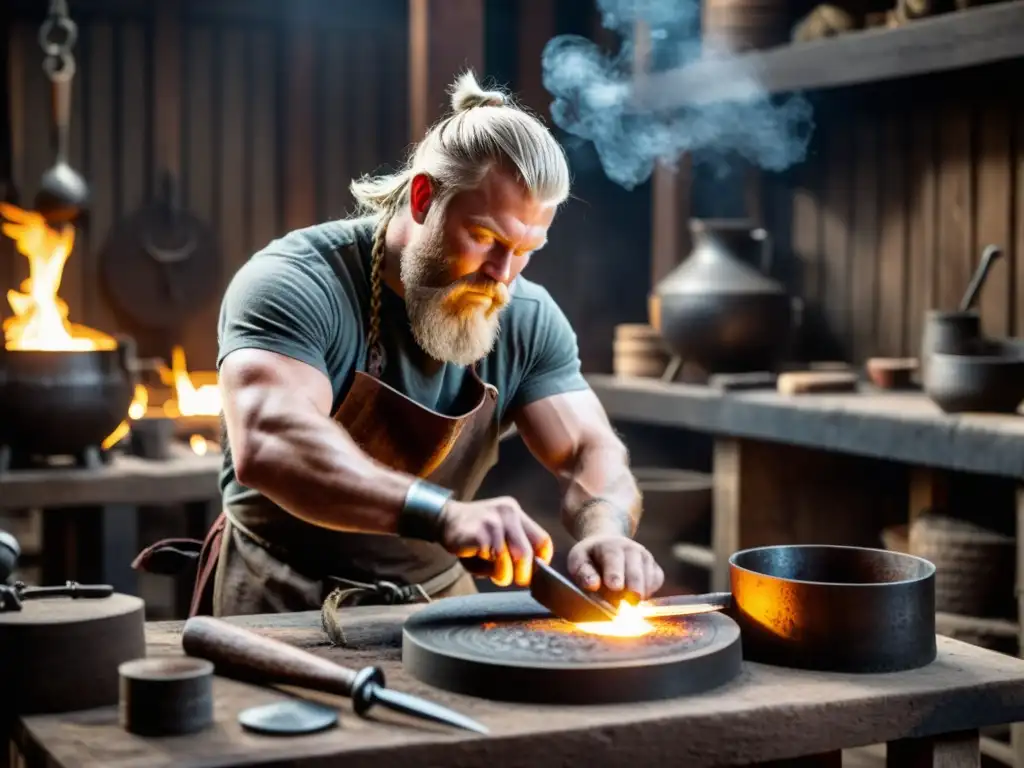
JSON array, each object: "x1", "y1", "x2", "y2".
[{"x1": 400, "y1": 220, "x2": 513, "y2": 366}]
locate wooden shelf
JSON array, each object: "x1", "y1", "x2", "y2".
[
  {"x1": 0, "y1": 445, "x2": 222, "y2": 510},
  {"x1": 631, "y1": 2, "x2": 1024, "y2": 110},
  {"x1": 586, "y1": 374, "x2": 1024, "y2": 478}
]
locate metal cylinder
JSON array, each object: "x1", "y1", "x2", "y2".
[
  {"x1": 919, "y1": 309, "x2": 980, "y2": 384},
  {"x1": 118, "y1": 657, "x2": 214, "y2": 736},
  {"x1": 129, "y1": 416, "x2": 176, "y2": 460},
  {"x1": 729, "y1": 544, "x2": 937, "y2": 673}
]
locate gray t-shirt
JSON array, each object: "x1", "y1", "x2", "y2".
[{"x1": 216, "y1": 216, "x2": 589, "y2": 584}]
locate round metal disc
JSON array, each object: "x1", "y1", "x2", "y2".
[
  {"x1": 402, "y1": 591, "x2": 742, "y2": 705},
  {"x1": 238, "y1": 701, "x2": 339, "y2": 736}
]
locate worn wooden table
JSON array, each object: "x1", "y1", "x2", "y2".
[
  {"x1": 0, "y1": 445, "x2": 221, "y2": 606},
  {"x1": 587, "y1": 373, "x2": 1024, "y2": 765},
  {"x1": 11, "y1": 605, "x2": 1024, "y2": 767}
]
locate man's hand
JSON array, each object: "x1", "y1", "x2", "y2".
[
  {"x1": 438, "y1": 497, "x2": 554, "y2": 588},
  {"x1": 567, "y1": 535, "x2": 664, "y2": 602}
]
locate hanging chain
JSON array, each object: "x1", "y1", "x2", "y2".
[{"x1": 38, "y1": 0, "x2": 78, "y2": 83}]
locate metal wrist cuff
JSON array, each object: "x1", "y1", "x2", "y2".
[{"x1": 398, "y1": 479, "x2": 453, "y2": 542}]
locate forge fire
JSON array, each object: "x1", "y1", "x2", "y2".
[
  {"x1": 0, "y1": 203, "x2": 115, "y2": 353},
  {"x1": 0, "y1": 203, "x2": 221, "y2": 456}
]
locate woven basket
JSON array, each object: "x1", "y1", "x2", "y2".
[{"x1": 909, "y1": 512, "x2": 1016, "y2": 620}]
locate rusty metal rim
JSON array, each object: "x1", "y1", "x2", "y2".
[{"x1": 729, "y1": 544, "x2": 936, "y2": 587}]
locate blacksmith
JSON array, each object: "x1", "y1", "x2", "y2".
[{"x1": 188, "y1": 73, "x2": 663, "y2": 618}]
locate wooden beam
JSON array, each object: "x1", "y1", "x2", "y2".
[
  {"x1": 516, "y1": 0, "x2": 555, "y2": 119},
  {"x1": 281, "y1": 0, "x2": 317, "y2": 231},
  {"x1": 408, "y1": 0, "x2": 484, "y2": 141},
  {"x1": 632, "y1": 2, "x2": 1024, "y2": 110},
  {"x1": 1013, "y1": 486, "x2": 1024, "y2": 767},
  {"x1": 710, "y1": 437, "x2": 905, "y2": 591},
  {"x1": 587, "y1": 373, "x2": 1024, "y2": 478},
  {"x1": 633, "y1": 21, "x2": 692, "y2": 290}
]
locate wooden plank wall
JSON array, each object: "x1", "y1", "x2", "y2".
[
  {"x1": 3, "y1": 0, "x2": 653, "y2": 375},
  {"x1": 2, "y1": 0, "x2": 409, "y2": 369},
  {"x1": 766, "y1": 63, "x2": 1024, "y2": 364}
]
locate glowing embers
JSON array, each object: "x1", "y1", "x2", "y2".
[{"x1": 574, "y1": 600, "x2": 653, "y2": 637}]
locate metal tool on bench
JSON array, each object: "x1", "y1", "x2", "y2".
[
  {"x1": 530, "y1": 556, "x2": 731, "y2": 623},
  {"x1": 1, "y1": 528, "x2": 147, "y2": 721},
  {"x1": 529, "y1": 557, "x2": 618, "y2": 623},
  {"x1": 182, "y1": 615, "x2": 489, "y2": 735},
  {"x1": 0, "y1": 527, "x2": 114, "y2": 612}
]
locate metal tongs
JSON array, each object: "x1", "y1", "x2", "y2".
[
  {"x1": 530, "y1": 557, "x2": 732, "y2": 623},
  {"x1": 0, "y1": 580, "x2": 114, "y2": 612}
]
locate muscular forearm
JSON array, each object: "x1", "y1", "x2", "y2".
[
  {"x1": 231, "y1": 394, "x2": 414, "y2": 535},
  {"x1": 560, "y1": 436, "x2": 641, "y2": 541}
]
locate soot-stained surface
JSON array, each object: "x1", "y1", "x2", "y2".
[{"x1": 404, "y1": 591, "x2": 736, "y2": 667}]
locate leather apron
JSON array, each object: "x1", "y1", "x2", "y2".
[{"x1": 134, "y1": 308, "x2": 501, "y2": 628}]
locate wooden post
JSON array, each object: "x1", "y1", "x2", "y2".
[
  {"x1": 516, "y1": 0, "x2": 556, "y2": 119},
  {"x1": 1013, "y1": 486, "x2": 1024, "y2": 767},
  {"x1": 711, "y1": 437, "x2": 908, "y2": 592},
  {"x1": 408, "y1": 0, "x2": 484, "y2": 141},
  {"x1": 888, "y1": 729, "x2": 980, "y2": 767},
  {"x1": 632, "y1": 22, "x2": 692, "y2": 290},
  {"x1": 282, "y1": 0, "x2": 318, "y2": 231},
  {"x1": 908, "y1": 467, "x2": 949, "y2": 523}
]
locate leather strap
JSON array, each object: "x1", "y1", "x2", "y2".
[{"x1": 320, "y1": 561, "x2": 466, "y2": 647}]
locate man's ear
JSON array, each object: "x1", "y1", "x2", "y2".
[{"x1": 409, "y1": 173, "x2": 434, "y2": 224}]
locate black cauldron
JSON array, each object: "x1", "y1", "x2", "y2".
[
  {"x1": 649, "y1": 219, "x2": 797, "y2": 374},
  {"x1": 0, "y1": 337, "x2": 137, "y2": 466}
]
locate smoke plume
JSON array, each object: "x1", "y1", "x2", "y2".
[{"x1": 542, "y1": 0, "x2": 814, "y2": 189}]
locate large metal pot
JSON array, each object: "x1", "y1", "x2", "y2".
[
  {"x1": 728, "y1": 544, "x2": 936, "y2": 673},
  {"x1": 0, "y1": 337, "x2": 137, "y2": 466},
  {"x1": 649, "y1": 219, "x2": 796, "y2": 374}
]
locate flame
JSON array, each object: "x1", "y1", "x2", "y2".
[
  {"x1": 128, "y1": 384, "x2": 149, "y2": 420},
  {"x1": 0, "y1": 204, "x2": 116, "y2": 352},
  {"x1": 0, "y1": 204, "x2": 136, "y2": 450},
  {"x1": 99, "y1": 384, "x2": 149, "y2": 451},
  {"x1": 574, "y1": 600, "x2": 654, "y2": 638},
  {"x1": 1, "y1": 205, "x2": 222, "y2": 457},
  {"x1": 159, "y1": 346, "x2": 220, "y2": 418},
  {"x1": 159, "y1": 345, "x2": 221, "y2": 455}
]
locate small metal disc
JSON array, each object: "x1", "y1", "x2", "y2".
[{"x1": 238, "y1": 701, "x2": 339, "y2": 736}]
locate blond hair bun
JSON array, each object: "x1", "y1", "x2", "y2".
[{"x1": 450, "y1": 70, "x2": 506, "y2": 112}]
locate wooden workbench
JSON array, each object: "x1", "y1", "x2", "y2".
[
  {"x1": 0, "y1": 446, "x2": 221, "y2": 608},
  {"x1": 588, "y1": 372, "x2": 1024, "y2": 764},
  {"x1": 11, "y1": 605, "x2": 1024, "y2": 767}
]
